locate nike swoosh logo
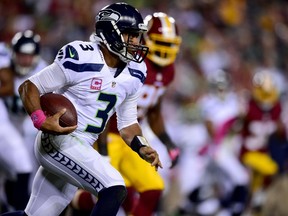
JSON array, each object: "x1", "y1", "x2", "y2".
[{"x1": 69, "y1": 48, "x2": 75, "y2": 58}]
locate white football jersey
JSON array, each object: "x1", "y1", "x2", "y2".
[
  {"x1": 0, "y1": 42, "x2": 11, "y2": 69},
  {"x1": 198, "y1": 92, "x2": 241, "y2": 129},
  {"x1": 5, "y1": 58, "x2": 48, "y2": 117},
  {"x1": 39, "y1": 40, "x2": 146, "y2": 145}
]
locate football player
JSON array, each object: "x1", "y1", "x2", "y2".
[
  {"x1": 7, "y1": 30, "x2": 48, "y2": 185},
  {"x1": 70, "y1": 12, "x2": 182, "y2": 216},
  {"x1": 1, "y1": 3, "x2": 162, "y2": 216},
  {"x1": 0, "y1": 31, "x2": 47, "y2": 212},
  {"x1": 239, "y1": 70, "x2": 286, "y2": 214},
  {"x1": 0, "y1": 42, "x2": 31, "y2": 212},
  {"x1": 175, "y1": 70, "x2": 249, "y2": 216}
]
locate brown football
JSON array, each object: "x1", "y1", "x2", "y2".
[{"x1": 40, "y1": 93, "x2": 77, "y2": 127}]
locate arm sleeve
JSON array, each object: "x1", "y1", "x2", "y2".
[
  {"x1": 29, "y1": 62, "x2": 68, "y2": 94},
  {"x1": 116, "y1": 89, "x2": 141, "y2": 131}
]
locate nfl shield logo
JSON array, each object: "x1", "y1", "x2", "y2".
[{"x1": 90, "y1": 78, "x2": 102, "y2": 90}]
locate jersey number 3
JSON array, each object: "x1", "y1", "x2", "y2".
[{"x1": 85, "y1": 92, "x2": 117, "y2": 134}]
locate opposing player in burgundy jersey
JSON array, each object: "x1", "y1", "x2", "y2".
[
  {"x1": 109, "y1": 12, "x2": 182, "y2": 216},
  {"x1": 70, "y1": 12, "x2": 182, "y2": 216},
  {"x1": 239, "y1": 70, "x2": 286, "y2": 212}
]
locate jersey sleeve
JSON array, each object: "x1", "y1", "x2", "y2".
[
  {"x1": 116, "y1": 62, "x2": 147, "y2": 130},
  {"x1": 53, "y1": 40, "x2": 104, "y2": 85},
  {"x1": 29, "y1": 62, "x2": 67, "y2": 94},
  {"x1": 53, "y1": 41, "x2": 78, "y2": 84},
  {"x1": 116, "y1": 88, "x2": 141, "y2": 130},
  {"x1": 28, "y1": 41, "x2": 85, "y2": 94}
]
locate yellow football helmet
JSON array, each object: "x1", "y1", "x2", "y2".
[
  {"x1": 144, "y1": 12, "x2": 182, "y2": 66},
  {"x1": 252, "y1": 71, "x2": 279, "y2": 109}
]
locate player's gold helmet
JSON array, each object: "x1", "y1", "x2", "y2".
[
  {"x1": 144, "y1": 12, "x2": 182, "y2": 67},
  {"x1": 252, "y1": 71, "x2": 279, "y2": 109}
]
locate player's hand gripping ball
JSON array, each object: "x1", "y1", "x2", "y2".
[{"x1": 40, "y1": 93, "x2": 77, "y2": 127}]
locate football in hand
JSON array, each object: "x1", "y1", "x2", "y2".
[{"x1": 40, "y1": 93, "x2": 78, "y2": 127}]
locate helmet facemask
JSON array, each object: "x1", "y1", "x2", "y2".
[
  {"x1": 13, "y1": 53, "x2": 39, "y2": 76},
  {"x1": 145, "y1": 33, "x2": 181, "y2": 66},
  {"x1": 208, "y1": 69, "x2": 230, "y2": 100},
  {"x1": 252, "y1": 71, "x2": 279, "y2": 110},
  {"x1": 144, "y1": 12, "x2": 182, "y2": 66},
  {"x1": 121, "y1": 30, "x2": 149, "y2": 63}
]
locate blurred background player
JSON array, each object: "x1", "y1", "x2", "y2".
[
  {"x1": 174, "y1": 70, "x2": 249, "y2": 216},
  {"x1": 238, "y1": 70, "x2": 287, "y2": 215},
  {"x1": 6, "y1": 30, "x2": 48, "y2": 189},
  {"x1": 70, "y1": 12, "x2": 182, "y2": 216},
  {"x1": 0, "y1": 30, "x2": 47, "y2": 213},
  {"x1": 0, "y1": 41, "x2": 32, "y2": 212},
  {"x1": 137, "y1": 11, "x2": 182, "y2": 192},
  {"x1": 202, "y1": 71, "x2": 249, "y2": 216}
]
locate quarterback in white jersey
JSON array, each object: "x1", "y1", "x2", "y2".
[{"x1": 1, "y1": 3, "x2": 162, "y2": 216}]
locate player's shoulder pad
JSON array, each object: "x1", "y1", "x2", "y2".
[
  {"x1": 127, "y1": 60, "x2": 147, "y2": 84},
  {"x1": 55, "y1": 40, "x2": 100, "y2": 63}
]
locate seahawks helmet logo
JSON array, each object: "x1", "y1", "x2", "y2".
[{"x1": 96, "y1": 9, "x2": 120, "y2": 22}]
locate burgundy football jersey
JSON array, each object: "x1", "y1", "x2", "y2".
[
  {"x1": 109, "y1": 59, "x2": 175, "y2": 133},
  {"x1": 240, "y1": 98, "x2": 282, "y2": 158}
]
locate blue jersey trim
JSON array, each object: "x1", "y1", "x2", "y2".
[
  {"x1": 65, "y1": 45, "x2": 79, "y2": 60},
  {"x1": 41, "y1": 133, "x2": 105, "y2": 192},
  {"x1": 63, "y1": 61, "x2": 104, "y2": 72},
  {"x1": 128, "y1": 68, "x2": 146, "y2": 83}
]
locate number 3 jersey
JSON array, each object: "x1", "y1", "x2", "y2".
[{"x1": 30, "y1": 40, "x2": 147, "y2": 145}]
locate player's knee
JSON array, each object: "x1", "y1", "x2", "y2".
[
  {"x1": 99, "y1": 185, "x2": 127, "y2": 203},
  {"x1": 113, "y1": 185, "x2": 127, "y2": 202}
]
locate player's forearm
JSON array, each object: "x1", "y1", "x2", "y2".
[
  {"x1": 147, "y1": 107, "x2": 176, "y2": 149},
  {"x1": 119, "y1": 123, "x2": 143, "y2": 146},
  {"x1": 147, "y1": 108, "x2": 166, "y2": 137},
  {"x1": 18, "y1": 79, "x2": 41, "y2": 115}
]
